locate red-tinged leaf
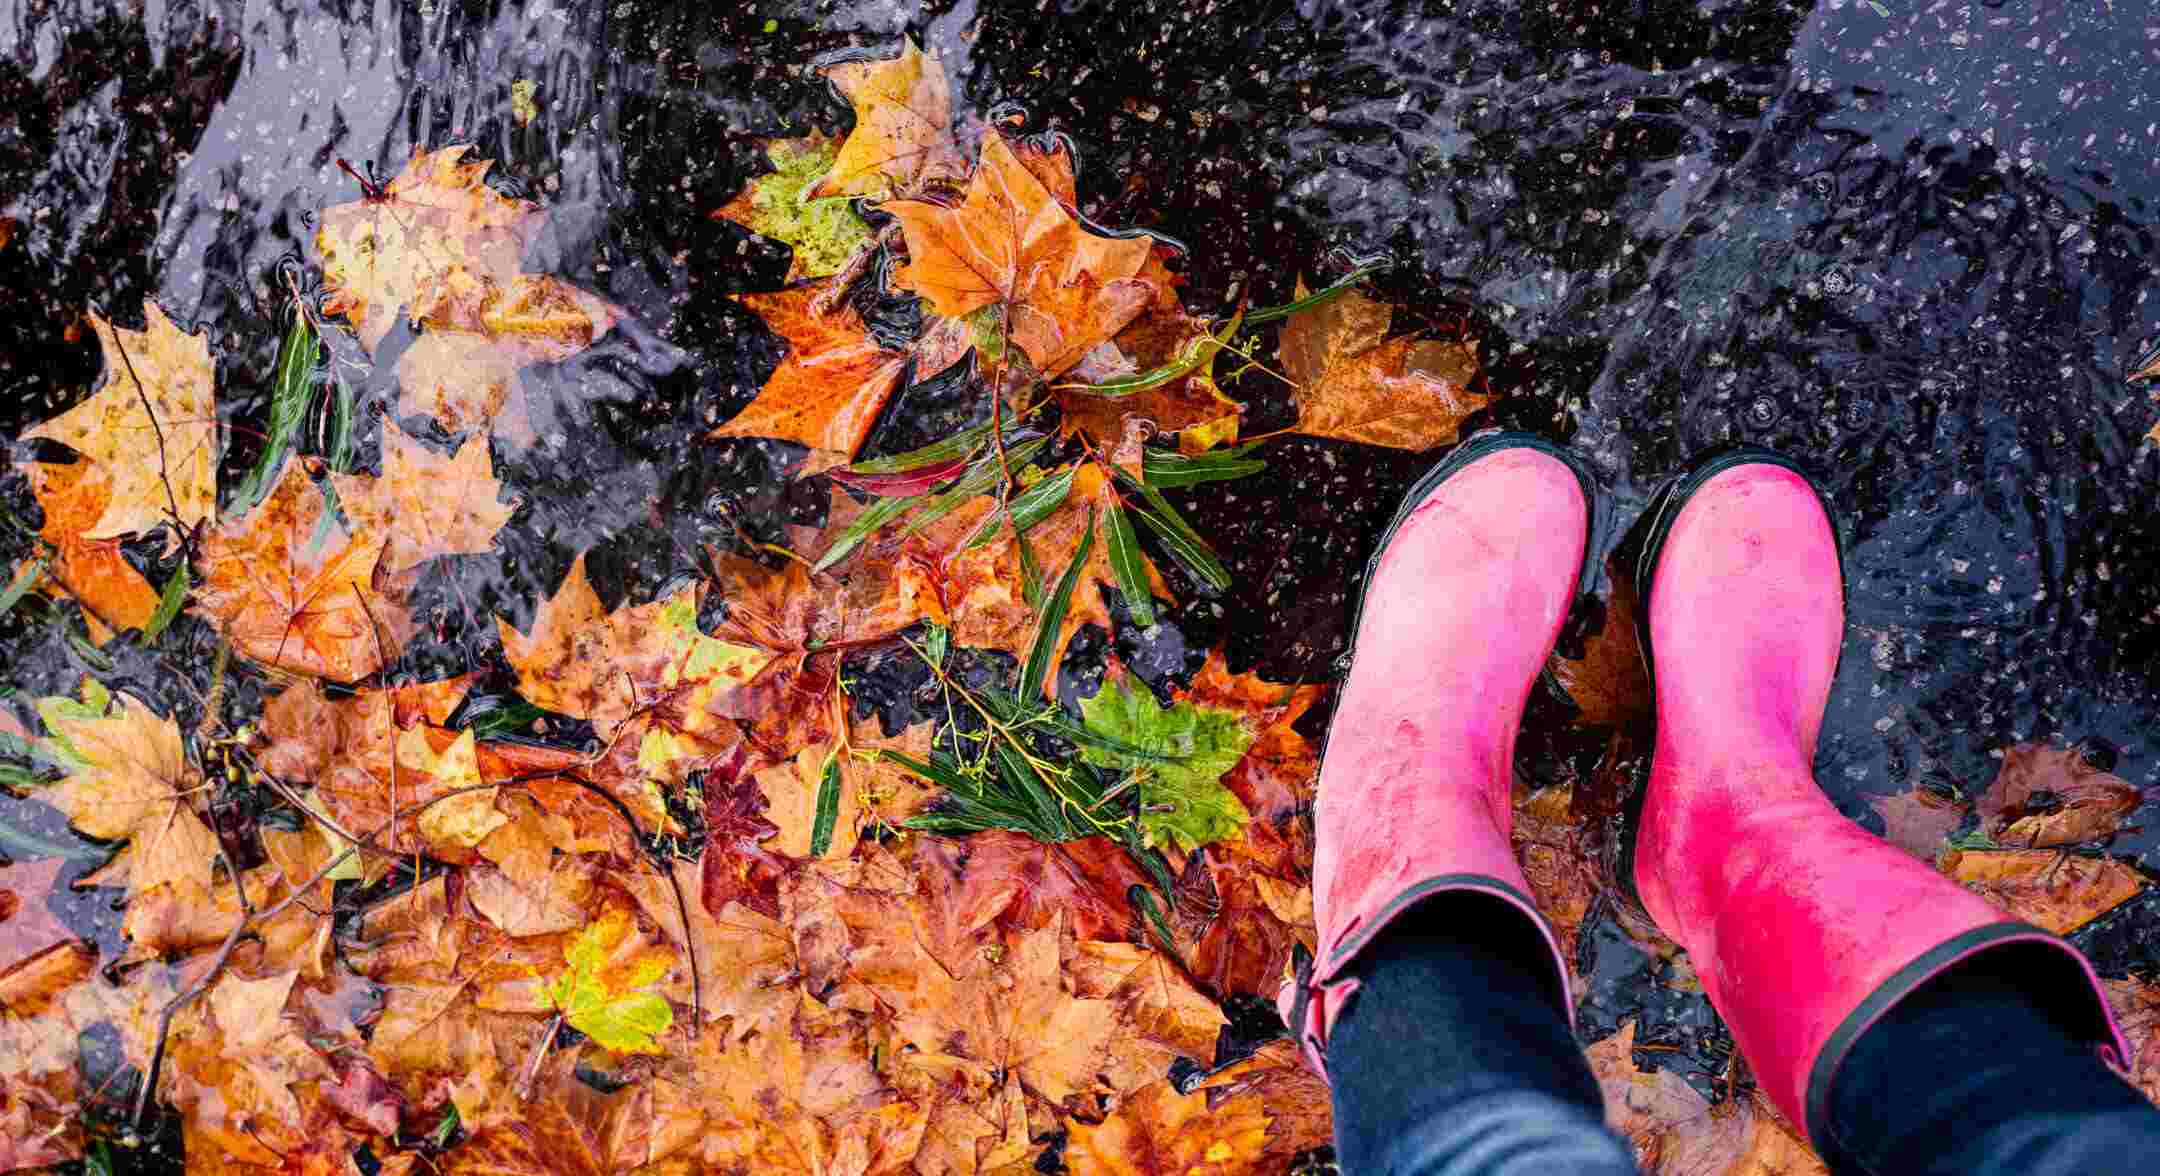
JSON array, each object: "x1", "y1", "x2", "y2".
[
  {"x1": 828, "y1": 456, "x2": 967, "y2": 497},
  {"x1": 700, "y1": 770, "x2": 790, "y2": 920}
]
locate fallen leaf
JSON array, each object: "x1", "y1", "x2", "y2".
[
  {"x1": 2103, "y1": 977, "x2": 2160, "y2": 1107},
  {"x1": 886, "y1": 133, "x2": 1157, "y2": 377},
  {"x1": 498, "y1": 553, "x2": 767, "y2": 784},
  {"x1": 1976, "y1": 742, "x2": 2142, "y2": 847},
  {"x1": 710, "y1": 279, "x2": 911, "y2": 460},
  {"x1": 619, "y1": 858, "x2": 794, "y2": 1037},
  {"x1": 1064, "y1": 1077, "x2": 1271, "y2": 1176},
  {"x1": 1279, "y1": 281, "x2": 1494, "y2": 451},
  {"x1": 810, "y1": 38, "x2": 965, "y2": 199},
  {"x1": 1945, "y1": 848, "x2": 2143, "y2": 933},
  {"x1": 0, "y1": 963, "x2": 168, "y2": 1169},
  {"x1": 193, "y1": 460, "x2": 416, "y2": 682},
  {"x1": 695, "y1": 765, "x2": 791, "y2": 919},
  {"x1": 545, "y1": 907, "x2": 675, "y2": 1053},
  {"x1": 1080, "y1": 670, "x2": 1255, "y2": 853},
  {"x1": 1587, "y1": 1021, "x2": 1754, "y2": 1173},
  {"x1": 331, "y1": 428, "x2": 519, "y2": 576},
  {"x1": 1070, "y1": 939, "x2": 1228, "y2": 1061},
  {"x1": 1172, "y1": 847, "x2": 1305, "y2": 999},
  {"x1": 0, "y1": 858, "x2": 77, "y2": 977},
  {"x1": 710, "y1": 132, "x2": 877, "y2": 280},
  {"x1": 14, "y1": 457, "x2": 161, "y2": 642},
  {"x1": 1513, "y1": 785, "x2": 1598, "y2": 961},
  {"x1": 1867, "y1": 786, "x2": 1968, "y2": 861},
  {"x1": 1548, "y1": 562, "x2": 1652, "y2": 727},
  {"x1": 35, "y1": 681, "x2": 217, "y2": 900},
  {"x1": 467, "y1": 857, "x2": 596, "y2": 937},
  {"x1": 24, "y1": 302, "x2": 218, "y2": 540}
]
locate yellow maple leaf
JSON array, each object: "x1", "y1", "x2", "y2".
[{"x1": 24, "y1": 303, "x2": 218, "y2": 541}]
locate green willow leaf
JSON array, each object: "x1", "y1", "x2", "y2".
[
  {"x1": 0, "y1": 556, "x2": 49, "y2": 618},
  {"x1": 961, "y1": 465, "x2": 1074, "y2": 550},
  {"x1": 1103, "y1": 496, "x2": 1156, "y2": 627},
  {"x1": 901, "y1": 435, "x2": 1051, "y2": 537},
  {"x1": 1242, "y1": 262, "x2": 1389, "y2": 325},
  {"x1": 809, "y1": 749, "x2": 842, "y2": 856},
  {"x1": 811, "y1": 494, "x2": 918, "y2": 573},
  {"x1": 1116, "y1": 472, "x2": 1232, "y2": 591},
  {"x1": 1022, "y1": 514, "x2": 1096, "y2": 700},
  {"x1": 141, "y1": 564, "x2": 189, "y2": 640},
  {"x1": 229, "y1": 312, "x2": 317, "y2": 515},
  {"x1": 1140, "y1": 444, "x2": 1266, "y2": 488}
]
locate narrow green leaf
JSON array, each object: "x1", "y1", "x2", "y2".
[
  {"x1": 1015, "y1": 522, "x2": 1045, "y2": 608},
  {"x1": 923, "y1": 620, "x2": 949, "y2": 669},
  {"x1": 1118, "y1": 475, "x2": 1232, "y2": 592},
  {"x1": 0, "y1": 556, "x2": 49, "y2": 617},
  {"x1": 849, "y1": 420, "x2": 1031, "y2": 474},
  {"x1": 326, "y1": 368, "x2": 358, "y2": 473},
  {"x1": 809, "y1": 749, "x2": 842, "y2": 856},
  {"x1": 141, "y1": 564, "x2": 189, "y2": 640},
  {"x1": 1021, "y1": 513, "x2": 1096, "y2": 701},
  {"x1": 1242, "y1": 262, "x2": 1389, "y2": 325},
  {"x1": 1103, "y1": 497, "x2": 1156, "y2": 627},
  {"x1": 901, "y1": 434, "x2": 1051, "y2": 537},
  {"x1": 812, "y1": 494, "x2": 918, "y2": 573},
  {"x1": 961, "y1": 465, "x2": 1074, "y2": 550},
  {"x1": 229, "y1": 312, "x2": 318, "y2": 514},
  {"x1": 877, "y1": 748, "x2": 972, "y2": 793},
  {"x1": 1140, "y1": 444, "x2": 1266, "y2": 488}
]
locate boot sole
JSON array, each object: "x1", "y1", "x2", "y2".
[{"x1": 1610, "y1": 445, "x2": 1847, "y2": 909}]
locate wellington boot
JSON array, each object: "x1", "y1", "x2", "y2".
[
  {"x1": 1621, "y1": 450, "x2": 2127, "y2": 1146},
  {"x1": 1282, "y1": 432, "x2": 1593, "y2": 1079}
]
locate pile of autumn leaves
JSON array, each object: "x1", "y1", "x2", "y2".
[
  {"x1": 0, "y1": 38, "x2": 1495, "y2": 1176},
  {"x1": 6, "y1": 35, "x2": 2160, "y2": 1176}
]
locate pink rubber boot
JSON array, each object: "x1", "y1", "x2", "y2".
[
  {"x1": 1281, "y1": 432, "x2": 1592, "y2": 1079},
  {"x1": 1623, "y1": 450, "x2": 2128, "y2": 1144}
]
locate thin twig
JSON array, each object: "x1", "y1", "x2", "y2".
[{"x1": 105, "y1": 322, "x2": 186, "y2": 532}]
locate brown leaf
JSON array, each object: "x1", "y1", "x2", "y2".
[
  {"x1": 709, "y1": 279, "x2": 912, "y2": 461},
  {"x1": 465, "y1": 857, "x2": 597, "y2": 937},
  {"x1": 330, "y1": 428, "x2": 518, "y2": 576},
  {"x1": 1945, "y1": 848, "x2": 2143, "y2": 934},
  {"x1": 1064, "y1": 1077, "x2": 1271, "y2": 1176},
  {"x1": 24, "y1": 302, "x2": 219, "y2": 540},
  {"x1": 193, "y1": 461, "x2": 416, "y2": 682},
  {"x1": 2103, "y1": 977, "x2": 2160, "y2": 1107},
  {"x1": 886, "y1": 133, "x2": 1157, "y2": 377},
  {"x1": 1513, "y1": 785, "x2": 1599, "y2": 961},
  {"x1": 809, "y1": 38, "x2": 965, "y2": 199},
  {"x1": 1867, "y1": 787, "x2": 1969, "y2": 861},
  {"x1": 1587, "y1": 1021, "x2": 1760, "y2": 1174},
  {"x1": 618, "y1": 858, "x2": 794, "y2": 1039},
  {"x1": 1172, "y1": 847, "x2": 1305, "y2": 999},
  {"x1": 1278, "y1": 280, "x2": 1493, "y2": 451},
  {"x1": 1549, "y1": 561, "x2": 1652, "y2": 727},
  {"x1": 317, "y1": 145, "x2": 538, "y2": 352},
  {"x1": 1070, "y1": 940, "x2": 1228, "y2": 1061},
  {"x1": 695, "y1": 765, "x2": 791, "y2": 920},
  {"x1": 1977, "y1": 742, "x2": 2142, "y2": 847},
  {"x1": 0, "y1": 963, "x2": 167, "y2": 1169},
  {"x1": 497, "y1": 553, "x2": 767, "y2": 789}
]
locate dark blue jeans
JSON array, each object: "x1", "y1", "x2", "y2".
[{"x1": 1327, "y1": 895, "x2": 2160, "y2": 1176}]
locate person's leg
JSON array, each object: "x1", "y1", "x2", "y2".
[
  {"x1": 1823, "y1": 945, "x2": 2160, "y2": 1176},
  {"x1": 1327, "y1": 893, "x2": 1634, "y2": 1176}
]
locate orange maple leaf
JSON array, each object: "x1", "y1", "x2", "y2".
[
  {"x1": 885, "y1": 133, "x2": 1158, "y2": 378},
  {"x1": 1278, "y1": 280, "x2": 1494, "y2": 451},
  {"x1": 329, "y1": 427, "x2": 519, "y2": 577},
  {"x1": 15, "y1": 457, "x2": 160, "y2": 643},
  {"x1": 193, "y1": 462, "x2": 415, "y2": 682},
  {"x1": 708, "y1": 280, "x2": 911, "y2": 461}
]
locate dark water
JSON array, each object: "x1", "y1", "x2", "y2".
[{"x1": 5, "y1": 0, "x2": 2160, "y2": 1130}]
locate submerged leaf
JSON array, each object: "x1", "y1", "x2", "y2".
[{"x1": 711, "y1": 133, "x2": 876, "y2": 279}]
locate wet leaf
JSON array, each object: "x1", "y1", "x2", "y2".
[
  {"x1": 1064, "y1": 1078, "x2": 1271, "y2": 1176},
  {"x1": 33, "y1": 681, "x2": 216, "y2": 901},
  {"x1": 1867, "y1": 786, "x2": 1969, "y2": 861},
  {"x1": 1976, "y1": 742, "x2": 2142, "y2": 847},
  {"x1": 1945, "y1": 848, "x2": 2144, "y2": 933},
  {"x1": 330, "y1": 427, "x2": 519, "y2": 577},
  {"x1": 885, "y1": 132, "x2": 1157, "y2": 377},
  {"x1": 14, "y1": 456, "x2": 161, "y2": 643},
  {"x1": 2103, "y1": 977, "x2": 2160, "y2": 1107},
  {"x1": 545, "y1": 908, "x2": 675, "y2": 1054},
  {"x1": 1279, "y1": 281, "x2": 1494, "y2": 451},
  {"x1": 1080, "y1": 672, "x2": 1254, "y2": 854},
  {"x1": 0, "y1": 857, "x2": 77, "y2": 976},
  {"x1": 1548, "y1": 561, "x2": 1652, "y2": 727},
  {"x1": 710, "y1": 279, "x2": 913, "y2": 462},
  {"x1": 710, "y1": 132, "x2": 876, "y2": 279},
  {"x1": 24, "y1": 302, "x2": 219, "y2": 540},
  {"x1": 193, "y1": 461, "x2": 416, "y2": 682},
  {"x1": 809, "y1": 38, "x2": 965, "y2": 200}
]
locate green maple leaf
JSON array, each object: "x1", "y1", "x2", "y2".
[
  {"x1": 545, "y1": 908, "x2": 674, "y2": 1054},
  {"x1": 718, "y1": 136, "x2": 874, "y2": 278},
  {"x1": 1078, "y1": 674, "x2": 1254, "y2": 854}
]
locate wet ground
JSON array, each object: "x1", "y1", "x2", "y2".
[{"x1": 6, "y1": 0, "x2": 2160, "y2": 1151}]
